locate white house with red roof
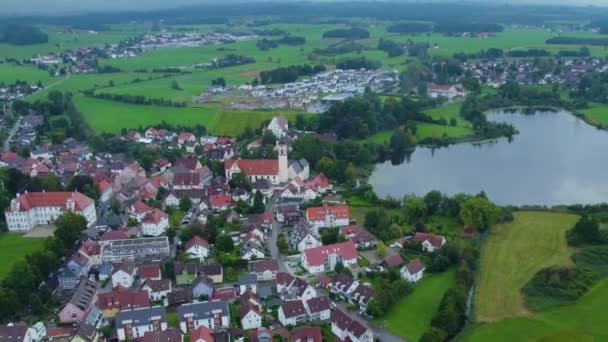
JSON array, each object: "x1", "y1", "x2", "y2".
[
  {"x1": 414, "y1": 232, "x2": 446, "y2": 252},
  {"x1": 185, "y1": 236, "x2": 210, "y2": 261},
  {"x1": 306, "y1": 204, "x2": 350, "y2": 230},
  {"x1": 5, "y1": 191, "x2": 97, "y2": 231},
  {"x1": 209, "y1": 194, "x2": 232, "y2": 211},
  {"x1": 112, "y1": 260, "x2": 138, "y2": 288},
  {"x1": 177, "y1": 132, "x2": 196, "y2": 146},
  {"x1": 129, "y1": 200, "x2": 154, "y2": 221},
  {"x1": 99, "y1": 180, "x2": 113, "y2": 203},
  {"x1": 330, "y1": 308, "x2": 373, "y2": 342},
  {"x1": 301, "y1": 241, "x2": 358, "y2": 274},
  {"x1": 427, "y1": 83, "x2": 467, "y2": 100},
  {"x1": 225, "y1": 141, "x2": 295, "y2": 185},
  {"x1": 267, "y1": 115, "x2": 289, "y2": 138},
  {"x1": 401, "y1": 259, "x2": 425, "y2": 283},
  {"x1": 141, "y1": 209, "x2": 169, "y2": 236}
]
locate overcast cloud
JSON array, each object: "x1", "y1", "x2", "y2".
[{"x1": 2, "y1": 0, "x2": 608, "y2": 16}]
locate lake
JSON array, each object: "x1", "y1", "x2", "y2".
[{"x1": 369, "y1": 110, "x2": 608, "y2": 205}]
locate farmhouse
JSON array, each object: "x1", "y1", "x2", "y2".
[
  {"x1": 5, "y1": 191, "x2": 97, "y2": 231},
  {"x1": 301, "y1": 241, "x2": 358, "y2": 274}
]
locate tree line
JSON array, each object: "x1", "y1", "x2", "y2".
[
  {"x1": 387, "y1": 22, "x2": 432, "y2": 34},
  {"x1": 322, "y1": 27, "x2": 370, "y2": 39},
  {"x1": 256, "y1": 35, "x2": 306, "y2": 50},
  {"x1": 258, "y1": 64, "x2": 326, "y2": 84},
  {"x1": 336, "y1": 57, "x2": 381, "y2": 70},
  {"x1": 83, "y1": 91, "x2": 187, "y2": 108},
  {"x1": 546, "y1": 36, "x2": 608, "y2": 46},
  {"x1": 0, "y1": 24, "x2": 48, "y2": 45}
]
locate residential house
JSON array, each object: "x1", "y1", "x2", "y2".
[
  {"x1": 237, "y1": 274, "x2": 258, "y2": 295},
  {"x1": 306, "y1": 204, "x2": 349, "y2": 230},
  {"x1": 248, "y1": 259, "x2": 279, "y2": 281},
  {"x1": 249, "y1": 329, "x2": 272, "y2": 342},
  {"x1": 291, "y1": 326, "x2": 322, "y2": 342},
  {"x1": 240, "y1": 240, "x2": 266, "y2": 261},
  {"x1": 278, "y1": 300, "x2": 307, "y2": 326},
  {"x1": 57, "y1": 267, "x2": 79, "y2": 290},
  {"x1": 330, "y1": 309, "x2": 373, "y2": 342},
  {"x1": 239, "y1": 291, "x2": 262, "y2": 330},
  {"x1": 59, "y1": 279, "x2": 98, "y2": 324},
  {"x1": 97, "y1": 288, "x2": 150, "y2": 318},
  {"x1": 267, "y1": 115, "x2": 288, "y2": 138},
  {"x1": 400, "y1": 259, "x2": 425, "y2": 283},
  {"x1": 382, "y1": 254, "x2": 403, "y2": 268},
  {"x1": 167, "y1": 288, "x2": 193, "y2": 308},
  {"x1": 414, "y1": 232, "x2": 446, "y2": 252},
  {"x1": 189, "y1": 326, "x2": 214, "y2": 342},
  {"x1": 192, "y1": 276, "x2": 215, "y2": 300},
  {"x1": 185, "y1": 236, "x2": 209, "y2": 261},
  {"x1": 427, "y1": 83, "x2": 467, "y2": 100},
  {"x1": 290, "y1": 221, "x2": 321, "y2": 252},
  {"x1": 138, "y1": 264, "x2": 162, "y2": 282},
  {"x1": 209, "y1": 287, "x2": 237, "y2": 303},
  {"x1": 142, "y1": 327, "x2": 182, "y2": 342},
  {"x1": 115, "y1": 306, "x2": 168, "y2": 341},
  {"x1": 304, "y1": 296, "x2": 331, "y2": 321},
  {"x1": 129, "y1": 201, "x2": 154, "y2": 221},
  {"x1": 330, "y1": 274, "x2": 372, "y2": 310},
  {"x1": 71, "y1": 321, "x2": 98, "y2": 342},
  {"x1": 209, "y1": 194, "x2": 232, "y2": 211},
  {"x1": 141, "y1": 209, "x2": 169, "y2": 236},
  {"x1": 0, "y1": 323, "x2": 43, "y2": 342},
  {"x1": 301, "y1": 241, "x2": 358, "y2": 274},
  {"x1": 177, "y1": 301, "x2": 230, "y2": 333},
  {"x1": 111, "y1": 260, "x2": 137, "y2": 288},
  {"x1": 174, "y1": 158, "x2": 202, "y2": 171},
  {"x1": 174, "y1": 263, "x2": 223, "y2": 286},
  {"x1": 276, "y1": 272, "x2": 316, "y2": 301},
  {"x1": 141, "y1": 279, "x2": 172, "y2": 303}
]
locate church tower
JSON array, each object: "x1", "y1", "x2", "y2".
[{"x1": 277, "y1": 140, "x2": 289, "y2": 183}]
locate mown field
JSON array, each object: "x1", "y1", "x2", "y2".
[
  {"x1": 0, "y1": 234, "x2": 45, "y2": 280},
  {"x1": 474, "y1": 211, "x2": 579, "y2": 322},
  {"x1": 577, "y1": 103, "x2": 608, "y2": 127},
  {"x1": 374, "y1": 268, "x2": 456, "y2": 341}
]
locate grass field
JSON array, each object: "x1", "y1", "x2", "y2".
[
  {"x1": 463, "y1": 278, "x2": 608, "y2": 341},
  {"x1": 0, "y1": 234, "x2": 45, "y2": 280},
  {"x1": 577, "y1": 103, "x2": 608, "y2": 127},
  {"x1": 474, "y1": 211, "x2": 579, "y2": 322},
  {"x1": 374, "y1": 268, "x2": 456, "y2": 341},
  {"x1": 0, "y1": 63, "x2": 56, "y2": 85}
]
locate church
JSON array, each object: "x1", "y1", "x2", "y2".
[{"x1": 224, "y1": 141, "x2": 309, "y2": 186}]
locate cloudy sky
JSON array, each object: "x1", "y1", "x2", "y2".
[{"x1": 2, "y1": 0, "x2": 608, "y2": 16}]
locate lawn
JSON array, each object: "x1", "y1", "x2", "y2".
[
  {"x1": 166, "y1": 310, "x2": 179, "y2": 328},
  {"x1": 462, "y1": 278, "x2": 608, "y2": 341},
  {"x1": 474, "y1": 211, "x2": 579, "y2": 322},
  {"x1": 0, "y1": 234, "x2": 45, "y2": 280},
  {"x1": 577, "y1": 103, "x2": 608, "y2": 127},
  {"x1": 414, "y1": 122, "x2": 473, "y2": 140},
  {"x1": 374, "y1": 268, "x2": 456, "y2": 341},
  {"x1": 422, "y1": 102, "x2": 470, "y2": 127}
]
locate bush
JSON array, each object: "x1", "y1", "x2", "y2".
[
  {"x1": 566, "y1": 215, "x2": 601, "y2": 246},
  {"x1": 522, "y1": 267, "x2": 596, "y2": 311},
  {"x1": 572, "y1": 246, "x2": 608, "y2": 278}
]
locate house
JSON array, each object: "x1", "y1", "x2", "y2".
[
  {"x1": 189, "y1": 326, "x2": 214, "y2": 342},
  {"x1": 248, "y1": 259, "x2": 279, "y2": 281},
  {"x1": 200, "y1": 264, "x2": 224, "y2": 283},
  {"x1": 290, "y1": 221, "x2": 321, "y2": 252},
  {"x1": 5, "y1": 191, "x2": 97, "y2": 231},
  {"x1": 401, "y1": 259, "x2": 425, "y2": 283},
  {"x1": 210, "y1": 287, "x2": 237, "y2": 303},
  {"x1": 178, "y1": 132, "x2": 196, "y2": 146},
  {"x1": 239, "y1": 291, "x2": 262, "y2": 330},
  {"x1": 173, "y1": 173, "x2": 202, "y2": 190},
  {"x1": 141, "y1": 279, "x2": 172, "y2": 303},
  {"x1": 185, "y1": 236, "x2": 210, "y2": 261},
  {"x1": 141, "y1": 209, "x2": 169, "y2": 236},
  {"x1": 209, "y1": 194, "x2": 232, "y2": 211},
  {"x1": 71, "y1": 321, "x2": 98, "y2": 342},
  {"x1": 278, "y1": 300, "x2": 307, "y2": 326},
  {"x1": 304, "y1": 296, "x2": 331, "y2": 321},
  {"x1": 142, "y1": 327, "x2": 182, "y2": 342},
  {"x1": 163, "y1": 192, "x2": 180, "y2": 208},
  {"x1": 330, "y1": 274, "x2": 372, "y2": 310},
  {"x1": 192, "y1": 276, "x2": 215, "y2": 300},
  {"x1": 427, "y1": 83, "x2": 467, "y2": 100},
  {"x1": 305, "y1": 204, "x2": 349, "y2": 230},
  {"x1": 240, "y1": 240, "x2": 266, "y2": 261},
  {"x1": 66, "y1": 254, "x2": 90, "y2": 279},
  {"x1": 249, "y1": 329, "x2": 273, "y2": 342},
  {"x1": 291, "y1": 326, "x2": 322, "y2": 342},
  {"x1": 78, "y1": 240, "x2": 102, "y2": 267},
  {"x1": 57, "y1": 267, "x2": 79, "y2": 290},
  {"x1": 129, "y1": 201, "x2": 154, "y2": 221},
  {"x1": 139, "y1": 264, "x2": 162, "y2": 281},
  {"x1": 301, "y1": 241, "x2": 358, "y2": 274},
  {"x1": 331, "y1": 309, "x2": 373, "y2": 342},
  {"x1": 225, "y1": 142, "x2": 294, "y2": 185},
  {"x1": 267, "y1": 115, "x2": 289, "y2": 138},
  {"x1": 0, "y1": 323, "x2": 43, "y2": 342},
  {"x1": 177, "y1": 301, "x2": 230, "y2": 333},
  {"x1": 174, "y1": 263, "x2": 223, "y2": 286},
  {"x1": 111, "y1": 260, "x2": 137, "y2": 288},
  {"x1": 97, "y1": 288, "x2": 150, "y2": 318},
  {"x1": 237, "y1": 274, "x2": 258, "y2": 295},
  {"x1": 167, "y1": 288, "x2": 193, "y2": 308},
  {"x1": 382, "y1": 253, "x2": 403, "y2": 268},
  {"x1": 275, "y1": 204, "x2": 300, "y2": 224},
  {"x1": 414, "y1": 232, "x2": 446, "y2": 252},
  {"x1": 115, "y1": 306, "x2": 168, "y2": 341},
  {"x1": 101, "y1": 237, "x2": 171, "y2": 263},
  {"x1": 59, "y1": 279, "x2": 98, "y2": 323},
  {"x1": 174, "y1": 158, "x2": 202, "y2": 171},
  {"x1": 276, "y1": 272, "x2": 317, "y2": 300}
]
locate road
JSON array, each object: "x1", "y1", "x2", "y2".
[
  {"x1": 266, "y1": 193, "x2": 289, "y2": 273},
  {"x1": 2, "y1": 74, "x2": 70, "y2": 151}
]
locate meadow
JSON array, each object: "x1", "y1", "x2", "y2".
[
  {"x1": 0, "y1": 63, "x2": 56, "y2": 85},
  {"x1": 473, "y1": 211, "x2": 579, "y2": 322},
  {"x1": 577, "y1": 103, "x2": 608, "y2": 127},
  {"x1": 0, "y1": 234, "x2": 45, "y2": 280},
  {"x1": 374, "y1": 269, "x2": 456, "y2": 341}
]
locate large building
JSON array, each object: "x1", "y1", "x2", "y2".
[
  {"x1": 225, "y1": 142, "x2": 308, "y2": 185},
  {"x1": 306, "y1": 204, "x2": 349, "y2": 230},
  {"x1": 5, "y1": 191, "x2": 97, "y2": 231},
  {"x1": 301, "y1": 241, "x2": 358, "y2": 274},
  {"x1": 101, "y1": 237, "x2": 171, "y2": 263}
]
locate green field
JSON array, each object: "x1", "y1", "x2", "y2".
[
  {"x1": 463, "y1": 278, "x2": 608, "y2": 341},
  {"x1": 374, "y1": 268, "x2": 456, "y2": 341},
  {"x1": 474, "y1": 211, "x2": 579, "y2": 322},
  {"x1": 0, "y1": 234, "x2": 45, "y2": 280},
  {"x1": 74, "y1": 95, "x2": 303, "y2": 136},
  {"x1": 0, "y1": 63, "x2": 56, "y2": 85},
  {"x1": 577, "y1": 103, "x2": 608, "y2": 127}
]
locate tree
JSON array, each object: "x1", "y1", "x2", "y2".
[
  {"x1": 377, "y1": 241, "x2": 387, "y2": 258},
  {"x1": 179, "y1": 194, "x2": 193, "y2": 212},
  {"x1": 459, "y1": 196, "x2": 501, "y2": 232},
  {"x1": 54, "y1": 212, "x2": 87, "y2": 247},
  {"x1": 215, "y1": 235, "x2": 234, "y2": 253},
  {"x1": 162, "y1": 259, "x2": 174, "y2": 279},
  {"x1": 389, "y1": 128, "x2": 408, "y2": 153},
  {"x1": 171, "y1": 80, "x2": 182, "y2": 90},
  {"x1": 250, "y1": 191, "x2": 266, "y2": 214},
  {"x1": 403, "y1": 195, "x2": 427, "y2": 224},
  {"x1": 461, "y1": 76, "x2": 481, "y2": 94},
  {"x1": 424, "y1": 190, "x2": 443, "y2": 216},
  {"x1": 166, "y1": 227, "x2": 176, "y2": 243},
  {"x1": 0, "y1": 287, "x2": 19, "y2": 321},
  {"x1": 567, "y1": 215, "x2": 600, "y2": 245}
]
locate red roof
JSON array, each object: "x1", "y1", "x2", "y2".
[
  {"x1": 316, "y1": 275, "x2": 332, "y2": 287},
  {"x1": 142, "y1": 328, "x2": 182, "y2": 342},
  {"x1": 190, "y1": 326, "x2": 214, "y2": 342},
  {"x1": 97, "y1": 289, "x2": 150, "y2": 311},
  {"x1": 46, "y1": 328, "x2": 72, "y2": 338},
  {"x1": 414, "y1": 232, "x2": 446, "y2": 248},
  {"x1": 405, "y1": 259, "x2": 425, "y2": 274},
  {"x1": 292, "y1": 326, "x2": 322, "y2": 342},
  {"x1": 303, "y1": 241, "x2": 358, "y2": 267},
  {"x1": 150, "y1": 175, "x2": 168, "y2": 189},
  {"x1": 225, "y1": 159, "x2": 279, "y2": 176},
  {"x1": 280, "y1": 299, "x2": 306, "y2": 319},
  {"x1": 383, "y1": 253, "x2": 403, "y2": 267},
  {"x1": 98, "y1": 180, "x2": 111, "y2": 192},
  {"x1": 306, "y1": 204, "x2": 349, "y2": 222},
  {"x1": 210, "y1": 194, "x2": 232, "y2": 208},
  {"x1": 210, "y1": 287, "x2": 237, "y2": 302},
  {"x1": 142, "y1": 209, "x2": 169, "y2": 224},
  {"x1": 101, "y1": 230, "x2": 129, "y2": 241},
  {"x1": 250, "y1": 329, "x2": 273, "y2": 342},
  {"x1": 185, "y1": 236, "x2": 209, "y2": 250},
  {"x1": 178, "y1": 132, "x2": 194, "y2": 142},
  {"x1": 9, "y1": 191, "x2": 93, "y2": 212},
  {"x1": 131, "y1": 200, "x2": 153, "y2": 214},
  {"x1": 78, "y1": 240, "x2": 101, "y2": 257},
  {"x1": 339, "y1": 225, "x2": 361, "y2": 236},
  {"x1": 138, "y1": 264, "x2": 161, "y2": 279}
]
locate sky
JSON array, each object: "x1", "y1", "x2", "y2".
[{"x1": 2, "y1": 0, "x2": 608, "y2": 16}]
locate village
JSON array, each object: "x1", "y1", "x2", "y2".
[{"x1": 0, "y1": 114, "x2": 450, "y2": 342}]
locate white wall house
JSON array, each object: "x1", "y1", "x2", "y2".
[
  {"x1": 400, "y1": 259, "x2": 425, "y2": 283},
  {"x1": 115, "y1": 307, "x2": 168, "y2": 341},
  {"x1": 141, "y1": 209, "x2": 169, "y2": 236}
]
